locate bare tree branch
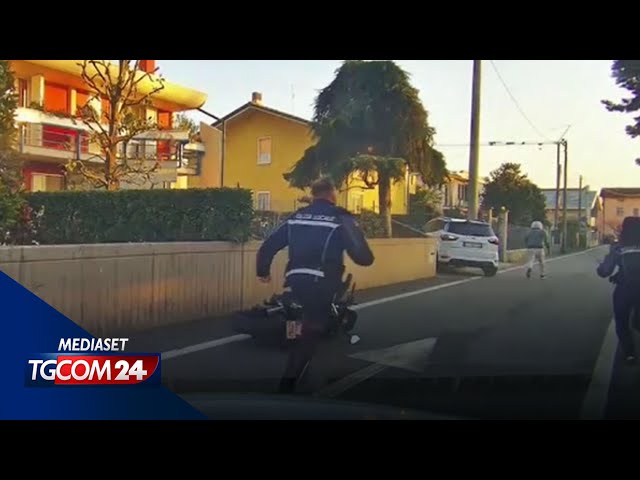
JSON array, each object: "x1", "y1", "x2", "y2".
[
  {"x1": 82, "y1": 61, "x2": 109, "y2": 93},
  {"x1": 67, "y1": 60, "x2": 167, "y2": 190},
  {"x1": 68, "y1": 160, "x2": 109, "y2": 189}
]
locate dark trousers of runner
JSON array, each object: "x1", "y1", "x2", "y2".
[
  {"x1": 613, "y1": 284, "x2": 639, "y2": 357},
  {"x1": 278, "y1": 275, "x2": 337, "y2": 394}
]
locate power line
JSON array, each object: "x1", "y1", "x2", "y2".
[
  {"x1": 435, "y1": 140, "x2": 560, "y2": 148},
  {"x1": 489, "y1": 60, "x2": 550, "y2": 141},
  {"x1": 557, "y1": 124, "x2": 571, "y2": 142}
]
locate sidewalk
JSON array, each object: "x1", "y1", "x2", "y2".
[{"x1": 499, "y1": 262, "x2": 519, "y2": 269}]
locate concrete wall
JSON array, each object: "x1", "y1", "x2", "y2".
[{"x1": 0, "y1": 238, "x2": 437, "y2": 335}]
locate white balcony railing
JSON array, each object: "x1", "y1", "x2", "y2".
[{"x1": 15, "y1": 107, "x2": 204, "y2": 175}]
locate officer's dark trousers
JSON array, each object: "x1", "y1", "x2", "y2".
[
  {"x1": 613, "y1": 284, "x2": 639, "y2": 357},
  {"x1": 279, "y1": 275, "x2": 337, "y2": 393}
]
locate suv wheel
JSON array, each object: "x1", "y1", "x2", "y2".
[{"x1": 482, "y1": 266, "x2": 498, "y2": 277}]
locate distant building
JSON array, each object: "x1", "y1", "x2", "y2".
[
  {"x1": 441, "y1": 171, "x2": 471, "y2": 212},
  {"x1": 541, "y1": 188, "x2": 600, "y2": 229},
  {"x1": 597, "y1": 188, "x2": 640, "y2": 239},
  {"x1": 408, "y1": 170, "x2": 487, "y2": 218},
  {"x1": 205, "y1": 92, "x2": 410, "y2": 214}
]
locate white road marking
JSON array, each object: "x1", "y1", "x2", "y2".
[
  {"x1": 162, "y1": 334, "x2": 251, "y2": 360},
  {"x1": 349, "y1": 337, "x2": 438, "y2": 373},
  {"x1": 161, "y1": 246, "x2": 603, "y2": 360},
  {"x1": 351, "y1": 278, "x2": 480, "y2": 311},
  {"x1": 314, "y1": 338, "x2": 439, "y2": 397},
  {"x1": 314, "y1": 363, "x2": 388, "y2": 398},
  {"x1": 580, "y1": 319, "x2": 617, "y2": 420}
]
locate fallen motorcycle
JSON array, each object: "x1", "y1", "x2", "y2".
[{"x1": 232, "y1": 274, "x2": 360, "y2": 349}]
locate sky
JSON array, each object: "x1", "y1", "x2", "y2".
[{"x1": 157, "y1": 60, "x2": 639, "y2": 192}]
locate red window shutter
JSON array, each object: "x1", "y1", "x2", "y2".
[{"x1": 44, "y1": 83, "x2": 70, "y2": 114}]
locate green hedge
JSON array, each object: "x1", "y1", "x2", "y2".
[
  {"x1": 25, "y1": 188, "x2": 253, "y2": 244},
  {"x1": 359, "y1": 210, "x2": 388, "y2": 238}
]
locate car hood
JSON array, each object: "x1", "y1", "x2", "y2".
[{"x1": 180, "y1": 393, "x2": 465, "y2": 420}]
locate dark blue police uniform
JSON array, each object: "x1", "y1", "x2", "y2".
[
  {"x1": 256, "y1": 198, "x2": 374, "y2": 392},
  {"x1": 598, "y1": 243, "x2": 640, "y2": 358}
]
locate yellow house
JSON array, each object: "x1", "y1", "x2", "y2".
[
  {"x1": 441, "y1": 171, "x2": 472, "y2": 212},
  {"x1": 193, "y1": 92, "x2": 409, "y2": 214},
  {"x1": 408, "y1": 170, "x2": 479, "y2": 215}
]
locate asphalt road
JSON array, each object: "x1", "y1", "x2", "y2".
[{"x1": 127, "y1": 246, "x2": 640, "y2": 420}]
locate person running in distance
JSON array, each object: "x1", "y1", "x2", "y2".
[{"x1": 525, "y1": 221, "x2": 550, "y2": 279}]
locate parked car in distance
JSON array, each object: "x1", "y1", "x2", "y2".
[{"x1": 423, "y1": 217, "x2": 500, "y2": 277}]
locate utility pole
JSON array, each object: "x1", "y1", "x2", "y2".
[
  {"x1": 467, "y1": 60, "x2": 482, "y2": 221},
  {"x1": 578, "y1": 174, "x2": 583, "y2": 247},
  {"x1": 553, "y1": 142, "x2": 561, "y2": 243},
  {"x1": 561, "y1": 139, "x2": 569, "y2": 253}
]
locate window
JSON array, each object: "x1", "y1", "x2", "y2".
[
  {"x1": 44, "y1": 82, "x2": 70, "y2": 114},
  {"x1": 42, "y1": 126, "x2": 73, "y2": 151},
  {"x1": 634, "y1": 208, "x2": 639, "y2": 217},
  {"x1": 617, "y1": 207, "x2": 624, "y2": 217},
  {"x1": 257, "y1": 137, "x2": 272, "y2": 165},
  {"x1": 447, "y1": 221, "x2": 495, "y2": 237},
  {"x1": 31, "y1": 174, "x2": 64, "y2": 192},
  {"x1": 350, "y1": 193, "x2": 363, "y2": 214},
  {"x1": 76, "y1": 90, "x2": 91, "y2": 117},
  {"x1": 442, "y1": 184, "x2": 450, "y2": 206},
  {"x1": 18, "y1": 78, "x2": 28, "y2": 108},
  {"x1": 256, "y1": 191, "x2": 271, "y2": 211},
  {"x1": 457, "y1": 184, "x2": 468, "y2": 202},
  {"x1": 157, "y1": 110, "x2": 172, "y2": 130}
]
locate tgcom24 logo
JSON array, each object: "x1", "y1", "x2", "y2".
[{"x1": 25, "y1": 337, "x2": 161, "y2": 387}]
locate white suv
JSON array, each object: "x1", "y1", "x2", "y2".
[{"x1": 423, "y1": 217, "x2": 500, "y2": 276}]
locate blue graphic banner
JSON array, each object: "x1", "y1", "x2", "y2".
[{"x1": 0, "y1": 272, "x2": 206, "y2": 420}]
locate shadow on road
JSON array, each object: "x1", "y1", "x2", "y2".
[{"x1": 335, "y1": 373, "x2": 591, "y2": 420}]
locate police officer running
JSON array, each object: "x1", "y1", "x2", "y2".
[
  {"x1": 597, "y1": 216, "x2": 640, "y2": 364},
  {"x1": 256, "y1": 178, "x2": 375, "y2": 393}
]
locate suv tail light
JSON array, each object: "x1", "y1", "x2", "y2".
[
  {"x1": 488, "y1": 237, "x2": 499, "y2": 245},
  {"x1": 441, "y1": 234, "x2": 459, "y2": 241}
]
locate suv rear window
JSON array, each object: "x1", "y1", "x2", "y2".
[{"x1": 447, "y1": 222, "x2": 494, "y2": 237}]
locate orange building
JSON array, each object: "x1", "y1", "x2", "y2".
[
  {"x1": 9, "y1": 60, "x2": 207, "y2": 191},
  {"x1": 597, "y1": 188, "x2": 640, "y2": 240}
]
